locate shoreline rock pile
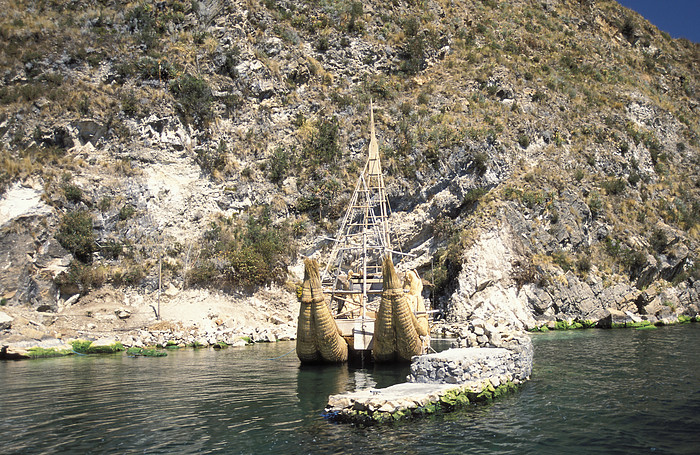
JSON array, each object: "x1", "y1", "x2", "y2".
[{"x1": 325, "y1": 326, "x2": 533, "y2": 424}]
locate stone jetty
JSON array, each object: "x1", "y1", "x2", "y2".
[{"x1": 325, "y1": 332, "x2": 533, "y2": 424}]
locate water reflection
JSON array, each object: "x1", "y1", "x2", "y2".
[{"x1": 297, "y1": 364, "x2": 352, "y2": 415}]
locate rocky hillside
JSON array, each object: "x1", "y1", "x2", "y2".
[{"x1": 1, "y1": 0, "x2": 698, "y2": 331}]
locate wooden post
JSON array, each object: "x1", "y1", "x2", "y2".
[{"x1": 157, "y1": 249, "x2": 162, "y2": 321}]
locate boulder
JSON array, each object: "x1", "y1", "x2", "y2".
[
  {"x1": 0, "y1": 311, "x2": 13, "y2": 331},
  {"x1": 74, "y1": 119, "x2": 107, "y2": 145},
  {"x1": 597, "y1": 308, "x2": 634, "y2": 328},
  {"x1": 115, "y1": 308, "x2": 132, "y2": 319},
  {"x1": 0, "y1": 345, "x2": 30, "y2": 360}
]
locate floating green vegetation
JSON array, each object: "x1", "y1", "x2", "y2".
[
  {"x1": 612, "y1": 320, "x2": 652, "y2": 329},
  {"x1": 581, "y1": 320, "x2": 597, "y2": 329},
  {"x1": 70, "y1": 339, "x2": 93, "y2": 354},
  {"x1": 440, "y1": 388, "x2": 471, "y2": 408},
  {"x1": 26, "y1": 347, "x2": 74, "y2": 358},
  {"x1": 86, "y1": 342, "x2": 125, "y2": 354},
  {"x1": 677, "y1": 315, "x2": 692, "y2": 324},
  {"x1": 213, "y1": 342, "x2": 228, "y2": 349},
  {"x1": 126, "y1": 347, "x2": 168, "y2": 357},
  {"x1": 530, "y1": 319, "x2": 596, "y2": 332},
  {"x1": 189, "y1": 341, "x2": 207, "y2": 348},
  {"x1": 70, "y1": 340, "x2": 125, "y2": 354},
  {"x1": 635, "y1": 325, "x2": 658, "y2": 330},
  {"x1": 165, "y1": 341, "x2": 180, "y2": 349}
]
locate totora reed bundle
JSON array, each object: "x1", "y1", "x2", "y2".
[
  {"x1": 296, "y1": 258, "x2": 348, "y2": 363},
  {"x1": 373, "y1": 255, "x2": 423, "y2": 362}
]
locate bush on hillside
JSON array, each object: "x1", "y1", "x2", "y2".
[
  {"x1": 56, "y1": 210, "x2": 95, "y2": 263},
  {"x1": 170, "y1": 74, "x2": 213, "y2": 126},
  {"x1": 190, "y1": 207, "x2": 296, "y2": 288}
]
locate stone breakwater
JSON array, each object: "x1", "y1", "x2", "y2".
[
  {"x1": 410, "y1": 345, "x2": 532, "y2": 386},
  {"x1": 325, "y1": 333, "x2": 533, "y2": 424}
]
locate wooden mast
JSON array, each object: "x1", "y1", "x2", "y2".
[{"x1": 321, "y1": 102, "x2": 392, "y2": 320}]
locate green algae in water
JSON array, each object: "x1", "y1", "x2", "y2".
[
  {"x1": 69, "y1": 340, "x2": 124, "y2": 354},
  {"x1": 126, "y1": 347, "x2": 167, "y2": 357},
  {"x1": 71, "y1": 340, "x2": 93, "y2": 353},
  {"x1": 636, "y1": 325, "x2": 658, "y2": 330},
  {"x1": 27, "y1": 347, "x2": 73, "y2": 358},
  {"x1": 87, "y1": 342, "x2": 125, "y2": 354},
  {"x1": 531, "y1": 320, "x2": 594, "y2": 332}
]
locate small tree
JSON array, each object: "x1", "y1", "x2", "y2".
[
  {"x1": 170, "y1": 73, "x2": 213, "y2": 126},
  {"x1": 56, "y1": 210, "x2": 95, "y2": 263},
  {"x1": 305, "y1": 116, "x2": 340, "y2": 165}
]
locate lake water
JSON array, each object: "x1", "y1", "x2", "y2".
[{"x1": 2, "y1": 325, "x2": 699, "y2": 454}]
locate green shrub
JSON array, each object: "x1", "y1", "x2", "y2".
[
  {"x1": 472, "y1": 152, "x2": 488, "y2": 176},
  {"x1": 118, "y1": 204, "x2": 136, "y2": 221},
  {"x1": 315, "y1": 36, "x2": 330, "y2": 53},
  {"x1": 218, "y1": 47, "x2": 240, "y2": 79},
  {"x1": 194, "y1": 207, "x2": 296, "y2": 288},
  {"x1": 517, "y1": 134, "x2": 530, "y2": 148},
  {"x1": 136, "y1": 57, "x2": 174, "y2": 81},
  {"x1": 170, "y1": 74, "x2": 213, "y2": 126},
  {"x1": 27, "y1": 347, "x2": 73, "y2": 358},
  {"x1": 462, "y1": 187, "x2": 488, "y2": 206},
  {"x1": 649, "y1": 228, "x2": 668, "y2": 253},
  {"x1": 346, "y1": 1, "x2": 363, "y2": 33},
  {"x1": 98, "y1": 196, "x2": 112, "y2": 211},
  {"x1": 268, "y1": 147, "x2": 291, "y2": 183},
  {"x1": 581, "y1": 320, "x2": 596, "y2": 329},
  {"x1": 628, "y1": 172, "x2": 640, "y2": 186},
  {"x1": 620, "y1": 15, "x2": 637, "y2": 43},
  {"x1": 54, "y1": 260, "x2": 107, "y2": 292},
  {"x1": 100, "y1": 240, "x2": 123, "y2": 259},
  {"x1": 195, "y1": 140, "x2": 227, "y2": 174},
  {"x1": 602, "y1": 178, "x2": 626, "y2": 195},
  {"x1": 588, "y1": 190, "x2": 602, "y2": 217},
  {"x1": 56, "y1": 210, "x2": 95, "y2": 263},
  {"x1": 63, "y1": 184, "x2": 83, "y2": 203},
  {"x1": 576, "y1": 255, "x2": 591, "y2": 273},
  {"x1": 400, "y1": 17, "x2": 425, "y2": 74},
  {"x1": 111, "y1": 264, "x2": 145, "y2": 286},
  {"x1": 121, "y1": 91, "x2": 139, "y2": 116},
  {"x1": 531, "y1": 90, "x2": 546, "y2": 102},
  {"x1": 304, "y1": 115, "x2": 340, "y2": 165},
  {"x1": 554, "y1": 320, "x2": 570, "y2": 330}
]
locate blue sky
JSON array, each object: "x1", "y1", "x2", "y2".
[{"x1": 616, "y1": 0, "x2": 700, "y2": 43}]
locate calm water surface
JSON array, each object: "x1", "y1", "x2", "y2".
[{"x1": 1, "y1": 325, "x2": 699, "y2": 454}]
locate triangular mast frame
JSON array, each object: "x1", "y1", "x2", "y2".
[{"x1": 321, "y1": 103, "x2": 393, "y2": 318}]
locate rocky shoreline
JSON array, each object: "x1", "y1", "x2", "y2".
[
  {"x1": 4, "y1": 293, "x2": 698, "y2": 360},
  {"x1": 0, "y1": 285, "x2": 299, "y2": 360}
]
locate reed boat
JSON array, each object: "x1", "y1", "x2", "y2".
[{"x1": 296, "y1": 105, "x2": 432, "y2": 365}]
